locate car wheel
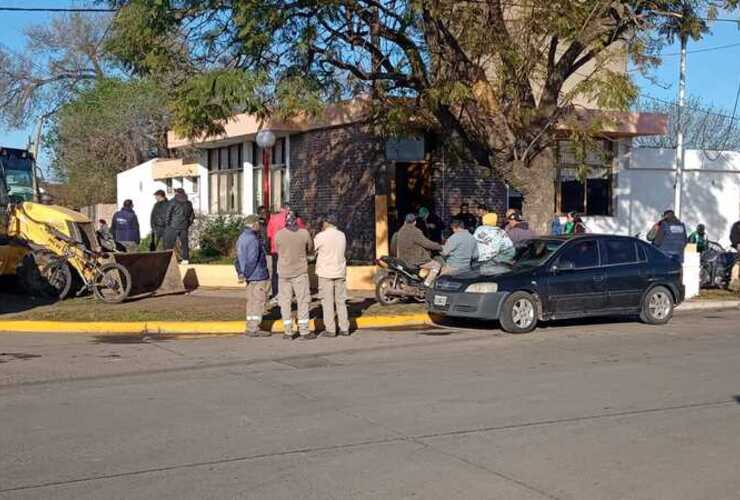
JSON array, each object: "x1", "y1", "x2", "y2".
[
  {"x1": 500, "y1": 291, "x2": 538, "y2": 334},
  {"x1": 640, "y1": 286, "x2": 674, "y2": 325}
]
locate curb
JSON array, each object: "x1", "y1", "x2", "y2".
[
  {"x1": 677, "y1": 300, "x2": 740, "y2": 311},
  {"x1": 0, "y1": 314, "x2": 432, "y2": 335},
  {"x1": 0, "y1": 300, "x2": 737, "y2": 336}
]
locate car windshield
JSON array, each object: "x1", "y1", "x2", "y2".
[{"x1": 511, "y1": 239, "x2": 564, "y2": 267}]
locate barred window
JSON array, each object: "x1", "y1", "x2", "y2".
[
  {"x1": 207, "y1": 144, "x2": 243, "y2": 214},
  {"x1": 556, "y1": 140, "x2": 614, "y2": 216}
]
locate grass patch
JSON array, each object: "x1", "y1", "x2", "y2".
[
  {"x1": 2, "y1": 293, "x2": 427, "y2": 322},
  {"x1": 696, "y1": 288, "x2": 740, "y2": 301}
]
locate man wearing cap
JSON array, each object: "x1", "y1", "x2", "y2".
[
  {"x1": 314, "y1": 215, "x2": 350, "y2": 337},
  {"x1": 392, "y1": 213, "x2": 443, "y2": 268},
  {"x1": 275, "y1": 213, "x2": 315, "y2": 340},
  {"x1": 150, "y1": 190, "x2": 169, "y2": 251},
  {"x1": 505, "y1": 212, "x2": 536, "y2": 244},
  {"x1": 235, "y1": 215, "x2": 271, "y2": 337}
]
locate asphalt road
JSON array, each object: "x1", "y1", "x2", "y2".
[{"x1": 2, "y1": 310, "x2": 740, "y2": 499}]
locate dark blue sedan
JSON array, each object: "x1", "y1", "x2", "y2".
[{"x1": 427, "y1": 235, "x2": 685, "y2": 333}]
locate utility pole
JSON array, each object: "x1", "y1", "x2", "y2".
[{"x1": 674, "y1": 32, "x2": 687, "y2": 218}]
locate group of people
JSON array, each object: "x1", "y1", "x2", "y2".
[
  {"x1": 98, "y1": 189, "x2": 195, "y2": 261},
  {"x1": 236, "y1": 205, "x2": 350, "y2": 340},
  {"x1": 391, "y1": 205, "x2": 538, "y2": 285}
]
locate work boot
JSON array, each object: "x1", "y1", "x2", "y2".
[
  {"x1": 283, "y1": 332, "x2": 298, "y2": 340},
  {"x1": 339, "y1": 330, "x2": 351, "y2": 336},
  {"x1": 319, "y1": 331, "x2": 337, "y2": 338},
  {"x1": 259, "y1": 331, "x2": 272, "y2": 337},
  {"x1": 246, "y1": 331, "x2": 261, "y2": 338},
  {"x1": 297, "y1": 333, "x2": 317, "y2": 341}
]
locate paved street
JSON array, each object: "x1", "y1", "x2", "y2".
[{"x1": 1, "y1": 310, "x2": 740, "y2": 499}]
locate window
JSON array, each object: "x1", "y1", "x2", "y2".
[
  {"x1": 604, "y1": 239, "x2": 638, "y2": 265},
  {"x1": 190, "y1": 176, "x2": 199, "y2": 194},
  {"x1": 252, "y1": 137, "x2": 288, "y2": 213},
  {"x1": 556, "y1": 140, "x2": 614, "y2": 216},
  {"x1": 165, "y1": 178, "x2": 173, "y2": 195},
  {"x1": 558, "y1": 240, "x2": 600, "y2": 269},
  {"x1": 207, "y1": 144, "x2": 243, "y2": 213}
]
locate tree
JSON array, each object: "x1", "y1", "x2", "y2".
[
  {"x1": 635, "y1": 96, "x2": 740, "y2": 151},
  {"x1": 47, "y1": 78, "x2": 170, "y2": 207},
  {"x1": 106, "y1": 0, "x2": 739, "y2": 228},
  {"x1": 0, "y1": 13, "x2": 111, "y2": 129}
]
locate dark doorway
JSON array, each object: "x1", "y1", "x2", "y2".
[{"x1": 389, "y1": 162, "x2": 432, "y2": 235}]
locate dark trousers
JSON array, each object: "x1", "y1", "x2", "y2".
[
  {"x1": 271, "y1": 253, "x2": 279, "y2": 298},
  {"x1": 151, "y1": 227, "x2": 166, "y2": 251},
  {"x1": 163, "y1": 228, "x2": 190, "y2": 261}
]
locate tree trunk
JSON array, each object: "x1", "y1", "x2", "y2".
[{"x1": 518, "y1": 149, "x2": 557, "y2": 235}]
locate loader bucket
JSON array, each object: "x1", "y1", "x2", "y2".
[{"x1": 113, "y1": 250, "x2": 185, "y2": 298}]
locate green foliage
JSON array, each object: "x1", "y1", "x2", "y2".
[
  {"x1": 48, "y1": 78, "x2": 170, "y2": 206},
  {"x1": 197, "y1": 216, "x2": 249, "y2": 258},
  {"x1": 171, "y1": 70, "x2": 268, "y2": 139}
]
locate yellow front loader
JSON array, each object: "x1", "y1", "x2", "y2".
[{"x1": 0, "y1": 147, "x2": 184, "y2": 303}]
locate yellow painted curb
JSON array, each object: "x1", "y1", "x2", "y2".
[{"x1": 0, "y1": 314, "x2": 431, "y2": 335}]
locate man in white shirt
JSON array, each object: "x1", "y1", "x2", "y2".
[{"x1": 314, "y1": 215, "x2": 350, "y2": 337}]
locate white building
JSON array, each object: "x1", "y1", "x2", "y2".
[
  {"x1": 585, "y1": 147, "x2": 740, "y2": 248},
  {"x1": 116, "y1": 158, "x2": 209, "y2": 237}
]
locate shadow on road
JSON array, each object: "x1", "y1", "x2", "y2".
[{"x1": 0, "y1": 277, "x2": 57, "y2": 315}]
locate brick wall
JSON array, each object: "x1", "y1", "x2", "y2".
[
  {"x1": 289, "y1": 123, "x2": 386, "y2": 263},
  {"x1": 289, "y1": 125, "x2": 508, "y2": 262}
]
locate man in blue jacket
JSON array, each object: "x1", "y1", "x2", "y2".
[
  {"x1": 111, "y1": 199, "x2": 140, "y2": 252},
  {"x1": 236, "y1": 214, "x2": 271, "y2": 337}
]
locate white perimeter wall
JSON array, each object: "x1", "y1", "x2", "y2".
[
  {"x1": 116, "y1": 159, "x2": 209, "y2": 238},
  {"x1": 584, "y1": 146, "x2": 740, "y2": 248}
]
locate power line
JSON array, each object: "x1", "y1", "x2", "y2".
[
  {"x1": 0, "y1": 7, "x2": 116, "y2": 12},
  {"x1": 660, "y1": 41, "x2": 740, "y2": 56}
]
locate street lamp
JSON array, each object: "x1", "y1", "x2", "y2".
[{"x1": 256, "y1": 129, "x2": 276, "y2": 212}]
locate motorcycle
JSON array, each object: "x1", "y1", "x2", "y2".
[
  {"x1": 700, "y1": 241, "x2": 737, "y2": 289},
  {"x1": 374, "y1": 256, "x2": 429, "y2": 306}
]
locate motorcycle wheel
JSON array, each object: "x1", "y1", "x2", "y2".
[
  {"x1": 375, "y1": 275, "x2": 401, "y2": 306},
  {"x1": 92, "y1": 263, "x2": 132, "y2": 304}
]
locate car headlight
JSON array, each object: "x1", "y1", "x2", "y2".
[{"x1": 465, "y1": 282, "x2": 498, "y2": 294}]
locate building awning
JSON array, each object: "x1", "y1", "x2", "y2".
[
  {"x1": 557, "y1": 110, "x2": 668, "y2": 137},
  {"x1": 166, "y1": 97, "x2": 373, "y2": 149},
  {"x1": 152, "y1": 159, "x2": 200, "y2": 180}
]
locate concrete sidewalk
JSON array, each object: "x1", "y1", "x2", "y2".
[{"x1": 0, "y1": 286, "x2": 737, "y2": 335}]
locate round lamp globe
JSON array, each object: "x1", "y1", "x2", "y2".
[{"x1": 256, "y1": 129, "x2": 276, "y2": 149}]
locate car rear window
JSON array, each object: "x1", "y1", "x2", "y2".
[
  {"x1": 558, "y1": 240, "x2": 599, "y2": 269},
  {"x1": 604, "y1": 239, "x2": 638, "y2": 265}
]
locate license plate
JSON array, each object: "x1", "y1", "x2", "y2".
[{"x1": 433, "y1": 295, "x2": 448, "y2": 306}]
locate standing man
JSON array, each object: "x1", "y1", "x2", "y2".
[
  {"x1": 458, "y1": 203, "x2": 478, "y2": 233},
  {"x1": 266, "y1": 204, "x2": 301, "y2": 301},
  {"x1": 314, "y1": 215, "x2": 350, "y2": 337},
  {"x1": 236, "y1": 215, "x2": 271, "y2": 337},
  {"x1": 163, "y1": 188, "x2": 195, "y2": 264},
  {"x1": 688, "y1": 224, "x2": 708, "y2": 253},
  {"x1": 506, "y1": 212, "x2": 536, "y2": 244},
  {"x1": 111, "y1": 199, "x2": 140, "y2": 252},
  {"x1": 474, "y1": 212, "x2": 515, "y2": 273},
  {"x1": 730, "y1": 218, "x2": 740, "y2": 251},
  {"x1": 647, "y1": 209, "x2": 688, "y2": 262},
  {"x1": 275, "y1": 213, "x2": 315, "y2": 340},
  {"x1": 150, "y1": 190, "x2": 168, "y2": 251}
]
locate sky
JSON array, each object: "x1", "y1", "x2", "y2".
[{"x1": 1, "y1": 1, "x2": 740, "y2": 169}]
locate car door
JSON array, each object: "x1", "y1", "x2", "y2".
[
  {"x1": 601, "y1": 238, "x2": 647, "y2": 311},
  {"x1": 546, "y1": 239, "x2": 606, "y2": 315}
]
